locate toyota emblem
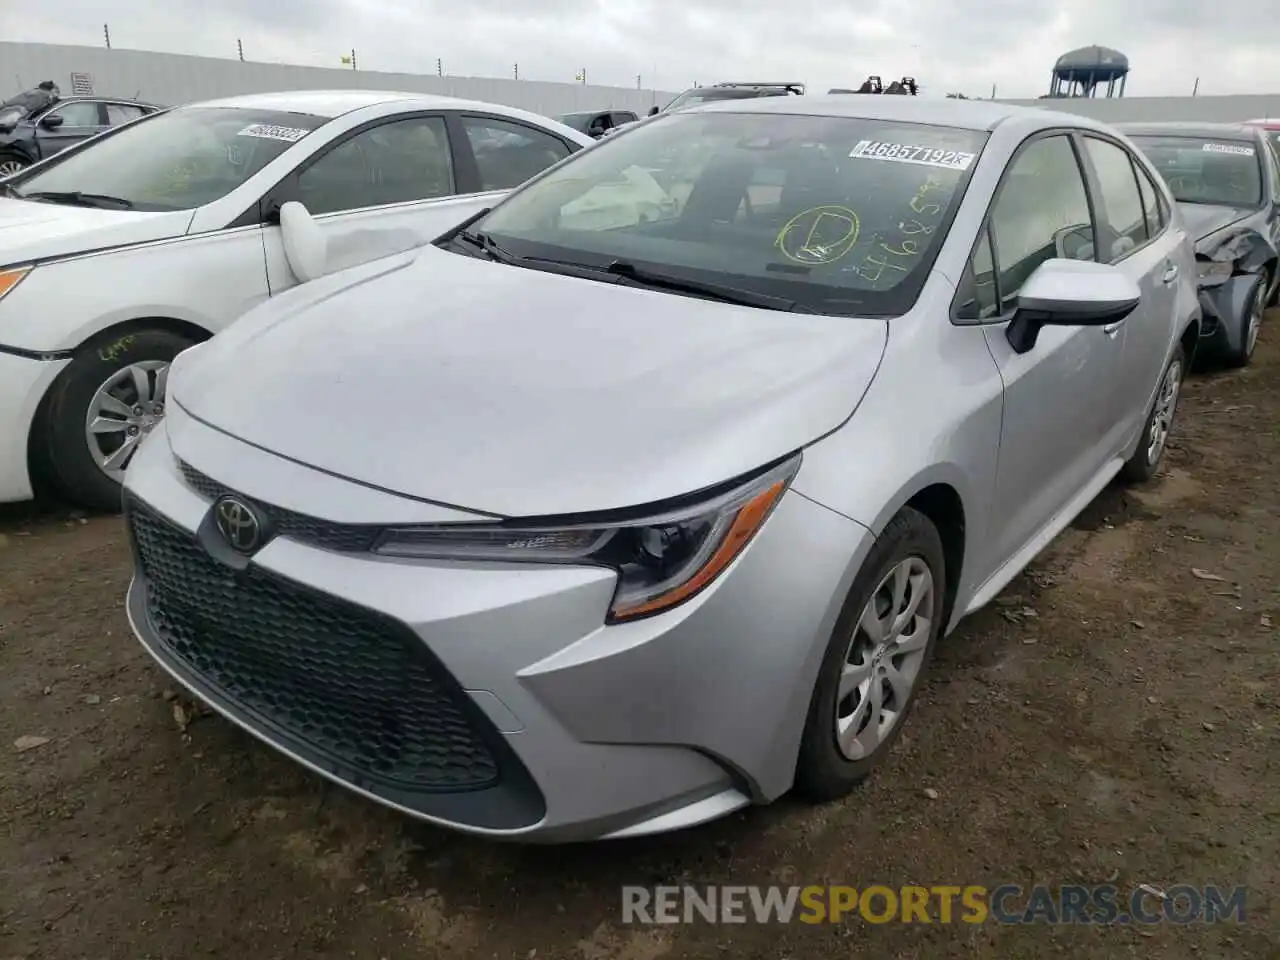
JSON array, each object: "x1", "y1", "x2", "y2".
[{"x1": 214, "y1": 496, "x2": 263, "y2": 553}]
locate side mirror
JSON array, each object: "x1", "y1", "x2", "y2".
[
  {"x1": 1006, "y1": 259, "x2": 1141, "y2": 355},
  {"x1": 279, "y1": 201, "x2": 328, "y2": 283},
  {"x1": 648, "y1": 106, "x2": 660, "y2": 116},
  {"x1": 39, "y1": 114, "x2": 64, "y2": 130}
]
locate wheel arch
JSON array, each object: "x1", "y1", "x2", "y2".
[
  {"x1": 901, "y1": 483, "x2": 967, "y2": 635},
  {"x1": 1178, "y1": 313, "x2": 1201, "y2": 368},
  {"x1": 25, "y1": 316, "x2": 213, "y2": 496},
  {"x1": 854, "y1": 467, "x2": 971, "y2": 636}
]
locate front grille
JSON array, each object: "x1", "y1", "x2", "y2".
[
  {"x1": 128, "y1": 497, "x2": 500, "y2": 793},
  {"x1": 179, "y1": 460, "x2": 380, "y2": 553}
]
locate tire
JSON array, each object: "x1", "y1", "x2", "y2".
[
  {"x1": 1223, "y1": 274, "x2": 1266, "y2": 369},
  {"x1": 33, "y1": 328, "x2": 198, "y2": 512},
  {"x1": 794, "y1": 506, "x2": 946, "y2": 802},
  {"x1": 1119, "y1": 342, "x2": 1185, "y2": 485},
  {"x1": 0, "y1": 151, "x2": 29, "y2": 178}
]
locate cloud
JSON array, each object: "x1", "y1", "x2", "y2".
[{"x1": 3, "y1": 0, "x2": 1278, "y2": 99}]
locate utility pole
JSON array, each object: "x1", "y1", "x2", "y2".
[
  {"x1": 1192, "y1": 76, "x2": 1200, "y2": 96},
  {"x1": 103, "y1": 24, "x2": 111, "y2": 49},
  {"x1": 237, "y1": 38, "x2": 244, "y2": 62}
]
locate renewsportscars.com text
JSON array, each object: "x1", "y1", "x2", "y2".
[{"x1": 621, "y1": 884, "x2": 1247, "y2": 925}]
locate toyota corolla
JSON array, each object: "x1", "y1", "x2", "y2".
[{"x1": 123, "y1": 97, "x2": 1200, "y2": 842}]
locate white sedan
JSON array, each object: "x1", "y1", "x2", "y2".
[{"x1": 0, "y1": 90, "x2": 592, "y2": 510}]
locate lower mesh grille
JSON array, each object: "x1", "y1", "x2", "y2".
[{"x1": 127, "y1": 497, "x2": 500, "y2": 792}]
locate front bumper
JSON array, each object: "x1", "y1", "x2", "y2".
[
  {"x1": 0, "y1": 348, "x2": 71, "y2": 503},
  {"x1": 122, "y1": 414, "x2": 870, "y2": 842}
]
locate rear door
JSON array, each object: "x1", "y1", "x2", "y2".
[
  {"x1": 454, "y1": 113, "x2": 578, "y2": 190},
  {"x1": 103, "y1": 102, "x2": 150, "y2": 130},
  {"x1": 1077, "y1": 133, "x2": 1180, "y2": 446}
]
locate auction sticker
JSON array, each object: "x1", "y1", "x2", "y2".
[
  {"x1": 237, "y1": 123, "x2": 311, "y2": 143},
  {"x1": 849, "y1": 139, "x2": 976, "y2": 170},
  {"x1": 1202, "y1": 142, "x2": 1255, "y2": 156}
]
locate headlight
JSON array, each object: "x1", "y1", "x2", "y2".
[
  {"x1": 1196, "y1": 258, "x2": 1233, "y2": 281},
  {"x1": 0, "y1": 267, "x2": 30, "y2": 301},
  {"x1": 372, "y1": 454, "x2": 801, "y2": 622}
]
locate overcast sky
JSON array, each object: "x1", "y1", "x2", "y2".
[{"x1": 3, "y1": 0, "x2": 1278, "y2": 100}]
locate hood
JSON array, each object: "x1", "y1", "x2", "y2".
[
  {"x1": 1177, "y1": 202, "x2": 1251, "y2": 243},
  {"x1": 0, "y1": 197, "x2": 190, "y2": 267},
  {"x1": 173, "y1": 246, "x2": 888, "y2": 517},
  {"x1": 1182, "y1": 203, "x2": 1277, "y2": 274}
]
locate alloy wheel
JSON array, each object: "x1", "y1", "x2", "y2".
[
  {"x1": 83, "y1": 360, "x2": 170, "y2": 481},
  {"x1": 834, "y1": 556, "x2": 935, "y2": 761},
  {"x1": 0, "y1": 159, "x2": 24, "y2": 177},
  {"x1": 1146, "y1": 358, "x2": 1182, "y2": 466}
]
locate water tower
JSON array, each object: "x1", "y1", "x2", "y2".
[{"x1": 1049, "y1": 45, "x2": 1129, "y2": 98}]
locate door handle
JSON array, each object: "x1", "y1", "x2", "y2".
[{"x1": 1161, "y1": 263, "x2": 1179, "y2": 284}]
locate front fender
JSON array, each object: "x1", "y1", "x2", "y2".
[
  {"x1": 0, "y1": 230, "x2": 269, "y2": 353},
  {"x1": 1200, "y1": 272, "x2": 1264, "y2": 355},
  {"x1": 0, "y1": 138, "x2": 36, "y2": 163}
]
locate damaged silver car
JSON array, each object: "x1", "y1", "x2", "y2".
[{"x1": 1121, "y1": 121, "x2": 1279, "y2": 367}]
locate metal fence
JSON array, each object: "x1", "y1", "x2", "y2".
[{"x1": 1, "y1": 42, "x2": 680, "y2": 118}]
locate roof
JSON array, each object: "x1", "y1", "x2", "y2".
[
  {"x1": 1054, "y1": 45, "x2": 1129, "y2": 73},
  {"x1": 56, "y1": 94, "x2": 160, "y2": 107},
  {"x1": 185, "y1": 89, "x2": 477, "y2": 119},
  {"x1": 692, "y1": 94, "x2": 1076, "y2": 132},
  {"x1": 1118, "y1": 121, "x2": 1260, "y2": 141}
]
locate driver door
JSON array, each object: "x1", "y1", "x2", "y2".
[
  {"x1": 34, "y1": 100, "x2": 108, "y2": 158},
  {"x1": 260, "y1": 113, "x2": 496, "y2": 292},
  {"x1": 965, "y1": 133, "x2": 1127, "y2": 574}
]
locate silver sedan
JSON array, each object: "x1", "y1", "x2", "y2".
[{"x1": 122, "y1": 96, "x2": 1201, "y2": 842}]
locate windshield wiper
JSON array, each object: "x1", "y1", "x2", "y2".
[
  {"x1": 19, "y1": 190, "x2": 134, "y2": 210},
  {"x1": 605, "y1": 260, "x2": 798, "y2": 311},
  {"x1": 450, "y1": 228, "x2": 603, "y2": 276},
  {"x1": 455, "y1": 228, "x2": 522, "y2": 264}
]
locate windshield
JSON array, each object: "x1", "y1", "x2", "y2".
[
  {"x1": 1129, "y1": 135, "x2": 1263, "y2": 207},
  {"x1": 662, "y1": 89, "x2": 776, "y2": 112},
  {"x1": 474, "y1": 111, "x2": 987, "y2": 316},
  {"x1": 8, "y1": 106, "x2": 328, "y2": 211}
]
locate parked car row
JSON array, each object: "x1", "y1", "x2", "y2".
[
  {"x1": 109, "y1": 93, "x2": 1212, "y2": 842},
  {"x1": 0, "y1": 83, "x2": 161, "y2": 176},
  {"x1": 0, "y1": 90, "x2": 594, "y2": 511}
]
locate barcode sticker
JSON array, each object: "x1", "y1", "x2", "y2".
[
  {"x1": 1202, "y1": 142, "x2": 1254, "y2": 156},
  {"x1": 849, "y1": 139, "x2": 976, "y2": 170},
  {"x1": 238, "y1": 123, "x2": 311, "y2": 143}
]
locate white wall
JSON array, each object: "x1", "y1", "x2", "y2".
[
  {"x1": 998, "y1": 94, "x2": 1280, "y2": 124},
  {"x1": 0, "y1": 42, "x2": 680, "y2": 118}
]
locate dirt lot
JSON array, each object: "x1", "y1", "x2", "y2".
[{"x1": 2, "y1": 327, "x2": 1278, "y2": 960}]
